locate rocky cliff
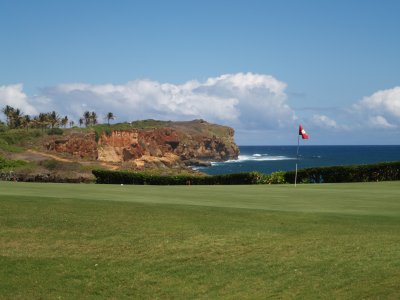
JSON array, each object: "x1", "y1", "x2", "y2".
[
  {"x1": 45, "y1": 120, "x2": 239, "y2": 170},
  {"x1": 45, "y1": 132, "x2": 98, "y2": 160}
]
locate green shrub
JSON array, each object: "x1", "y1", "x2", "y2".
[
  {"x1": 0, "y1": 123, "x2": 7, "y2": 132},
  {"x1": 0, "y1": 156, "x2": 27, "y2": 170},
  {"x1": 47, "y1": 128, "x2": 64, "y2": 135},
  {"x1": 0, "y1": 129, "x2": 43, "y2": 150},
  {"x1": 268, "y1": 171, "x2": 287, "y2": 184},
  {"x1": 94, "y1": 131, "x2": 100, "y2": 142},
  {"x1": 0, "y1": 138, "x2": 24, "y2": 153},
  {"x1": 284, "y1": 161, "x2": 400, "y2": 183},
  {"x1": 92, "y1": 170, "x2": 265, "y2": 185},
  {"x1": 104, "y1": 127, "x2": 112, "y2": 136}
]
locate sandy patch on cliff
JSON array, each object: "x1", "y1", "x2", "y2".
[
  {"x1": 13, "y1": 149, "x2": 73, "y2": 162},
  {"x1": 13, "y1": 149, "x2": 119, "y2": 170},
  {"x1": 98, "y1": 146, "x2": 122, "y2": 163},
  {"x1": 133, "y1": 153, "x2": 180, "y2": 169}
]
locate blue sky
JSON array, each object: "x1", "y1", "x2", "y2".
[{"x1": 1, "y1": 0, "x2": 400, "y2": 145}]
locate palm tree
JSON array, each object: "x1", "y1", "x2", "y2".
[
  {"x1": 106, "y1": 112, "x2": 115, "y2": 125},
  {"x1": 32, "y1": 116, "x2": 41, "y2": 129},
  {"x1": 38, "y1": 113, "x2": 50, "y2": 131},
  {"x1": 21, "y1": 115, "x2": 31, "y2": 130},
  {"x1": 90, "y1": 111, "x2": 98, "y2": 125},
  {"x1": 2, "y1": 105, "x2": 14, "y2": 128},
  {"x1": 1, "y1": 105, "x2": 24, "y2": 129},
  {"x1": 48, "y1": 111, "x2": 60, "y2": 128},
  {"x1": 61, "y1": 116, "x2": 68, "y2": 128},
  {"x1": 12, "y1": 108, "x2": 23, "y2": 128},
  {"x1": 83, "y1": 111, "x2": 91, "y2": 127},
  {"x1": 79, "y1": 118, "x2": 84, "y2": 128}
]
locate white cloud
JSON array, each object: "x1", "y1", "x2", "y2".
[
  {"x1": 311, "y1": 114, "x2": 338, "y2": 129},
  {"x1": 353, "y1": 86, "x2": 400, "y2": 128},
  {"x1": 0, "y1": 84, "x2": 38, "y2": 116},
  {"x1": 203, "y1": 73, "x2": 287, "y2": 95},
  {"x1": 356, "y1": 86, "x2": 400, "y2": 117},
  {"x1": 31, "y1": 72, "x2": 296, "y2": 129},
  {"x1": 369, "y1": 115, "x2": 396, "y2": 129},
  {"x1": 2, "y1": 77, "x2": 400, "y2": 144}
]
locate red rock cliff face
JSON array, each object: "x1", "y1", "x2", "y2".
[
  {"x1": 97, "y1": 129, "x2": 177, "y2": 163},
  {"x1": 45, "y1": 120, "x2": 239, "y2": 168},
  {"x1": 45, "y1": 132, "x2": 98, "y2": 160},
  {"x1": 98, "y1": 127, "x2": 239, "y2": 163}
]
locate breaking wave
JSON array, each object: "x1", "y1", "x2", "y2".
[{"x1": 210, "y1": 153, "x2": 295, "y2": 166}]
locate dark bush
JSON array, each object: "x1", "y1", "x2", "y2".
[
  {"x1": 284, "y1": 161, "x2": 400, "y2": 183},
  {"x1": 92, "y1": 170, "x2": 264, "y2": 185},
  {"x1": 93, "y1": 161, "x2": 400, "y2": 185}
]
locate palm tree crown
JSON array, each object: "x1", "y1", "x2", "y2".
[{"x1": 106, "y1": 112, "x2": 115, "y2": 125}]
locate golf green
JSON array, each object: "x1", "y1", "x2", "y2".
[{"x1": 1, "y1": 181, "x2": 399, "y2": 298}]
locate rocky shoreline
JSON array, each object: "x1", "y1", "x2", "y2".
[{"x1": 44, "y1": 120, "x2": 239, "y2": 171}]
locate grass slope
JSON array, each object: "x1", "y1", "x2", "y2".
[{"x1": 1, "y1": 182, "x2": 400, "y2": 299}]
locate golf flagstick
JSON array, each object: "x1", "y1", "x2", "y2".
[
  {"x1": 296, "y1": 124, "x2": 309, "y2": 187},
  {"x1": 295, "y1": 133, "x2": 300, "y2": 187}
]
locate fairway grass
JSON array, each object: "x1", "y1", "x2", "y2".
[{"x1": 1, "y1": 182, "x2": 400, "y2": 299}]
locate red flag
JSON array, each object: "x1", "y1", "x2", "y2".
[{"x1": 299, "y1": 124, "x2": 309, "y2": 140}]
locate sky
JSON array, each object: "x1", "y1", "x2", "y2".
[{"x1": 1, "y1": 0, "x2": 400, "y2": 145}]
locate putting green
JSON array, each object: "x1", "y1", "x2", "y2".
[
  {"x1": 1, "y1": 181, "x2": 400, "y2": 216},
  {"x1": 1, "y1": 181, "x2": 399, "y2": 298}
]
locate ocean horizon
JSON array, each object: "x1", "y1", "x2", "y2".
[{"x1": 195, "y1": 145, "x2": 400, "y2": 175}]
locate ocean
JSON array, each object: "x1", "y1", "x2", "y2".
[{"x1": 195, "y1": 145, "x2": 400, "y2": 175}]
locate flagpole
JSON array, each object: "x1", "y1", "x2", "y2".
[{"x1": 295, "y1": 132, "x2": 300, "y2": 187}]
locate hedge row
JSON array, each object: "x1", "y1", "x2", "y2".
[
  {"x1": 92, "y1": 169, "x2": 264, "y2": 185},
  {"x1": 93, "y1": 161, "x2": 400, "y2": 185},
  {"x1": 284, "y1": 161, "x2": 400, "y2": 183}
]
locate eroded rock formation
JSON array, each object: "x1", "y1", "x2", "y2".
[
  {"x1": 45, "y1": 120, "x2": 239, "y2": 169},
  {"x1": 45, "y1": 132, "x2": 98, "y2": 160}
]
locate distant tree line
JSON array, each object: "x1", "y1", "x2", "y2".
[{"x1": 1, "y1": 105, "x2": 115, "y2": 130}]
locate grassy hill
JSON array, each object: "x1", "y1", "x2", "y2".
[{"x1": 1, "y1": 181, "x2": 399, "y2": 298}]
